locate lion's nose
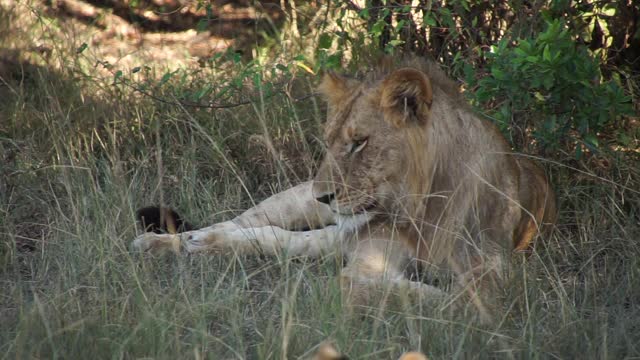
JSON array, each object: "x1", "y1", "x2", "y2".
[{"x1": 315, "y1": 192, "x2": 335, "y2": 205}]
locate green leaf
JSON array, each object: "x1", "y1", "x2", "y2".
[
  {"x1": 617, "y1": 133, "x2": 632, "y2": 146},
  {"x1": 194, "y1": 84, "x2": 212, "y2": 100},
  {"x1": 252, "y1": 73, "x2": 262, "y2": 88},
  {"x1": 197, "y1": 19, "x2": 208, "y2": 33},
  {"x1": 325, "y1": 54, "x2": 342, "y2": 69},
  {"x1": 76, "y1": 43, "x2": 88, "y2": 54},
  {"x1": 543, "y1": 75, "x2": 554, "y2": 90},
  {"x1": 543, "y1": 44, "x2": 551, "y2": 61},
  {"x1": 318, "y1": 33, "x2": 333, "y2": 50},
  {"x1": 575, "y1": 144, "x2": 583, "y2": 159},
  {"x1": 423, "y1": 13, "x2": 437, "y2": 27},
  {"x1": 438, "y1": 7, "x2": 452, "y2": 17},
  {"x1": 159, "y1": 72, "x2": 173, "y2": 87},
  {"x1": 371, "y1": 19, "x2": 387, "y2": 37},
  {"x1": 584, "y1": 133, "x2": 599, "y2": 149},
  {"x1": 514, "y1": 48, "x2": 527, "y2": 57},
  {"x1": 463, "y1": 63, "x2": 475, "y2": 85},
  {"x1": 491, "y1": 66, "x2": 506, "y2": 80}
]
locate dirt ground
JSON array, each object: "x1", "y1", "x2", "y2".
[{"x1": 1, "y1": 0, "x2": 285, "y2": 72}]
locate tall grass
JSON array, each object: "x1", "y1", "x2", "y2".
[{"x1": 1, "y1": 3, "x2": 639, "y2": 359}]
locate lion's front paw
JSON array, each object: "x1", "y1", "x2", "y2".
[
  {"x1": 131, "y1": 233, "x2": 180, "y2": 253},
  {"x1": 131, "y1": 233, "x2": 155, "y2": 252},
  {"x1": 184, "y1": 231, "x2": 222, "y2": 252}
]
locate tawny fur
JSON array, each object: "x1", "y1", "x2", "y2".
[
  {"x1": 312, "y1": 57, "x2": 556, "y2": 316},
  {"x1": 132, "y1": 56, "x2": 556, "y2": 322}
]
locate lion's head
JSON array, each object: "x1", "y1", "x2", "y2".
[
  {"x1": 311, "y1": 58, "x2": 555, "y2": 259},
  {"x1": 312, "y1": 60, "x2": 457, "y2": 221}
]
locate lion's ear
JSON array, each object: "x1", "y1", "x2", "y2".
[
  {"x1": 318, "y1": 71, "x2": 355, "y2": 106},
  {"x1": 380, "y1": 68, "x2": 433, "y2": 127}
]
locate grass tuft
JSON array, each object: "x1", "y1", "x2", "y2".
[{"x1": 1, "y1": 1, "x2": 639, "y2": 358}]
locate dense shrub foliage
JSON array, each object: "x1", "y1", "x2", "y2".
[{"x1": 473, "y1": 19, "x2": 632, "y2": 155}]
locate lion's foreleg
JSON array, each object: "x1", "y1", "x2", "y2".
[
  {"x1": 230, "y1": 181, "x2": 335, "y2": 230},
  {"x1": 132, "y1": 224, "x2": 342, "y2": 257},
  {"x1": 131, "y1": 232, "x2": 181, "y2": 253},
  {"x1": 132, "y1": 182, "x2": 339, "y2": 255},
  {"x1": 184, "y1": 224, "x2": 341, "y2": 256}
]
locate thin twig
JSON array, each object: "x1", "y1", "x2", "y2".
[{"x1": 115, "y1": 76, "x2": 318, "y2": 109}]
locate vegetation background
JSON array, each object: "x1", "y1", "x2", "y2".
[{"x1": 1, "y1": 0, "x2": 639, "y2": 358}]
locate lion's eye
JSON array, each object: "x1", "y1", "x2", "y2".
[{"x1": 350, "y1": 138, "x2": 368, "y2": 154}]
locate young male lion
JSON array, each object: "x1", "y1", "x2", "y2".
[{"x1": 132, "y1": 57, "x2": 556, "y2": 320}]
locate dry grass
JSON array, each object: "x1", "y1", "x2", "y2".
[{"x1": 1, "y1": 1, "x2": 640, "y2": 359}]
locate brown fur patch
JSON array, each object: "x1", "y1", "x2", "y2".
[{"x1": 404, "y1": 128, "x2": 434, "y2": 214}]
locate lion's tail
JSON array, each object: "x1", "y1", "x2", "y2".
[{"x1": 136, "y1": 206, "x2": 196, "y2": 234}]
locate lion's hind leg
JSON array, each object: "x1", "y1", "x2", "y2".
[
  {"x1": 340, "y1": 263, "x2": 445, "y2": 309},
  {"x1": 340, "y1": 234, "x2": 445, "y2": 308}
]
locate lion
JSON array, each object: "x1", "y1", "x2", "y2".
[{"x1": 132, "y1": 56, "x2": 556, "y2": 320}]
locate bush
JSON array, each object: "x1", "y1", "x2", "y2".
[{"x1": 471, "y1": 19, "x2": 632, "y2": 156}]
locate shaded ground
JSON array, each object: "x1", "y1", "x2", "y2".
[{"x1": 1, "y1": 0, "x2": 285, "y2": 71}]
